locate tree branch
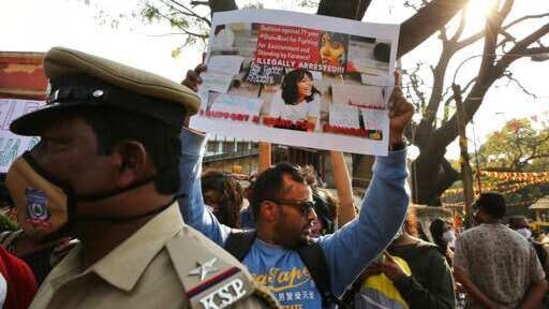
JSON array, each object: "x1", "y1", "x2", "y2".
[
  {"x1": 208, "y1": 0, "x2": 238, "y2": 18},
  {"x1": 147, "y1": 31, "x2": 208, "y2": 38},
  {"x1": 190, "y1": 1, "x2": 209, "y2": 5},
  {"x1": 163, "y1": 0, "x2": 211, "y2": 26},
  {"x1": 398, "y1": 0, "x2": 469, "y2": 57},
  {"x1": 503, "y1": 13, "x2": 549, "y2": 30},
  {"x1": 501, "y1": 71, "x2": 537, "y2": 98},
  {"x1": 494, "y1": 23, "x2": 549, "y2": 74}
]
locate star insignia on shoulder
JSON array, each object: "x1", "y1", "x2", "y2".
[{"x1": 188, "y1": 258, "x2": 218, "y2": 281}]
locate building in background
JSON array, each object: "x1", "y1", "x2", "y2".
[{"x1": 0, "y1": 51, "x2": 46, "y2": 100}]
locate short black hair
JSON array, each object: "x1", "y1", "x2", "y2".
[
  {"x1": 475, "y1": 192, "x2": 506, "y2": 219},
  {"x1": 78, "y1": 106, "x2": 182, "y2": 194},
  {"x1": 251, "y1": 162, "x2": 309, "y2": 219},
  {"x1": 430, "y1": 218, "x2": 446, "y2": 240}
]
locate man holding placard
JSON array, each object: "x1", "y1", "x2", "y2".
[{"x1": 180, "y1": 57, "x2": 413, "y2": 307}]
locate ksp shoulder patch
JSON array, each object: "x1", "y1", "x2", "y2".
[{"x1": 166, "y1": 226, "x2": 257, "y2": 309}]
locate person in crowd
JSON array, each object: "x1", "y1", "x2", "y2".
[
  {"x1": 302, "y1": 162, "x2": 357, "y2": 237},
  {"x1": 310, "y1": 188, "x2": 338, "y2": 237},
  {"x1": 0, "y1": 244, "x2": 38, "y2": 309},
  {"x1": 179, "y1": 67, "x2": 414, "y2": 307},
  {"x1": 239, "y1": 172, "x2": 257, "y2": 229},
  {"x1": 270, "y1": 68, "x2": 322, "y2": 131},
  {"x1": 302, "y1": 165, "x2": 338, "y2": 237},
  {"x1": 508, "y1": 215, "x2": 533, "y2": 238},
  {"x1": 349, "y1": 209, "x2": 455, "y2": 308},
  {"x1": 430, "y1": 218, "x2": 456, "y2": 266},
  {"x1": 201, "y1": 169, "x2": 244, "y2": 228},
  {"x1": 5, "y1": 47, "x2": 277, "y2": 308},
  {"x1": 0, "y1": 228, "x2": 75, "y2": 284},
  {"x1": 509, "y1": 215, "x2": 549, "y2": 278},
  {"x1": 454, "y1": 192, "x2": 548, "y2": 309}
]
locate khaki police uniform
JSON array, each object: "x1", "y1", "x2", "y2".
[
  {"x1": 10, "y1": 47, "x2": 279, "y2": 309},
  {"x1": 30, "y1": 204, "x2": 277, "y2": 308}
]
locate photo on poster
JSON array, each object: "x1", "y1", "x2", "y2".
[{"x1": 190, "y1": 9, "x2": 399, "y2": 155}]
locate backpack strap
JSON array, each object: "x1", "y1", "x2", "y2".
[
  {"x1": 226, "y1": 231, "x2": 348, "y2": 308},
  {"x1": 224, "y1": 230, "x2": 256, "y2": 261},
  {"x1": 297, "y1": 240, "x2": 349, "y2": 308}
]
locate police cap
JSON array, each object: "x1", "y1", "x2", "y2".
[{"x1": 10, "y1": 46, "x2": 200, "y2": 136}]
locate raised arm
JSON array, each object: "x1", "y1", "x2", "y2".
[
  {"x1": 319, "y1": 71, "x2": 414, "y2": 296},
  {"x1": 177, "y1": 128, "x2": 231, "y2": 246},
  {"x1": 177, "y1": 63, "x2": 231, "y2": 246},
  {"x1": 328, "y1": 151, "x2": 356, "y2": 227}
]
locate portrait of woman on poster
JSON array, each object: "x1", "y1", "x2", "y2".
[
  {"x1": 319, "y1": 31, "x2": 348, "y2": 67},
  {"x1": 318, "y1": 31, "x2": 366, "y2": 75},
  {"x1": 270, "y1": 68, "x2": 322, "y2": 131}
]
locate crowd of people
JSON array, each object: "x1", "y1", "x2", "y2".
[{"x1": 0, "y1": 45, "x2": 545, "y2": 309}]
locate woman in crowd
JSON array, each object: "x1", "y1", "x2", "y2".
[
  {"x1": 346, "y1": 209, "x2": 455, "y2": 308},
  {"x1": 201, "y1": 170, "x2": 244, "y2": 228},
  {"x1": 430, "y1": 218, "x2": 456, "y2": 267}
]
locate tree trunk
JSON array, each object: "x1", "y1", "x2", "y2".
[
  {"x1": 208, "y1": 0, "x2": 237, "y2": 17},
  {"x1": 412, "y1": 152, "x2": 459, "y2": 205},
  {"x1": 316, "y1": 0, "x2": 372, "y2": 20}
]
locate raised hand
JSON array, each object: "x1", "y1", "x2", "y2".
[
  {"x1": 388, "y1": 71, "x2": 414, "y2": 145},
  {"x1": 380, "y1": 251, "x2": 408, "y2": 281},
  {"x1": 181, "y1": 54, "x2": 207, "y2": 127},
  {"x1": 181, "y1": 53, "x2": 207, "y2": 92}
]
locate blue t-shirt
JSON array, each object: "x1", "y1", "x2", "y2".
[
  {"x1": 177, "y1": 128, "x2": 409, "y2": 308},
  {"x1": 243, "y1": 239, "x2": 322, "y2": 308}
]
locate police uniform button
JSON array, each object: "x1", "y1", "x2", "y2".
[{"x1": 92, "y1": 89, "x2": 104, "y2": 98}]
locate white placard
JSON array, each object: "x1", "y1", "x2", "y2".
[
  {"x1": 190, "y1": 9, "x2": 399, "y2": 155},
  {"x1": 0, "y1": 99, "x2": 43, "y2": 173}
]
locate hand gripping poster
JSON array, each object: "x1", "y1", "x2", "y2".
[{"x1": 190, "y1": 9, "x2": 400, "y2": 156}]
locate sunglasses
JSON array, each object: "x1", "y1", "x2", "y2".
[{"x1": 270, "y1": 199, "x2": 316, "y2": 216}]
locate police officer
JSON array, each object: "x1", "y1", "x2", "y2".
[{"x1": 5, "y1": 47, "x2": 278, "y2": 308}]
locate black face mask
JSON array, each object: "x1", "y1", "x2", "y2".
[{"x1": 6, "y1": 151, "x2": 174, "y2": 241}]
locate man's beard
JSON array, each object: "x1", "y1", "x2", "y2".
[{"x1": 274, "y1": 221, "x2": 310, "y2": 249}]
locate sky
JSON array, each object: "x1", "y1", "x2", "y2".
[{"x1": 1, "y1": 0, "x2": 548, "y2": 159}]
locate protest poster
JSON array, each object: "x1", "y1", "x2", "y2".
[
  {"x1": 0, "y1": 99, "x2": 42, "y2": 173},
  {"x1": 190, "y1": 9, "x2": 400, "y2": 155}
]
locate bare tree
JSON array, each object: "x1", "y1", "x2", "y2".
[{"x1": 406, "y1": 0, "x2": 549, "y2": 204}]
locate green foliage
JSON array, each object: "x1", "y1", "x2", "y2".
[
  {"x1": 478, "y1": 118, "x2": 549, "y2": 171},
  {"x1": 142, "y1": 3, "x2": 162, "y2": 23}
]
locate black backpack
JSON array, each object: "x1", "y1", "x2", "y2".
[{"x1": 224, "y1": 230, "x2": 349, "y2": 308}]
